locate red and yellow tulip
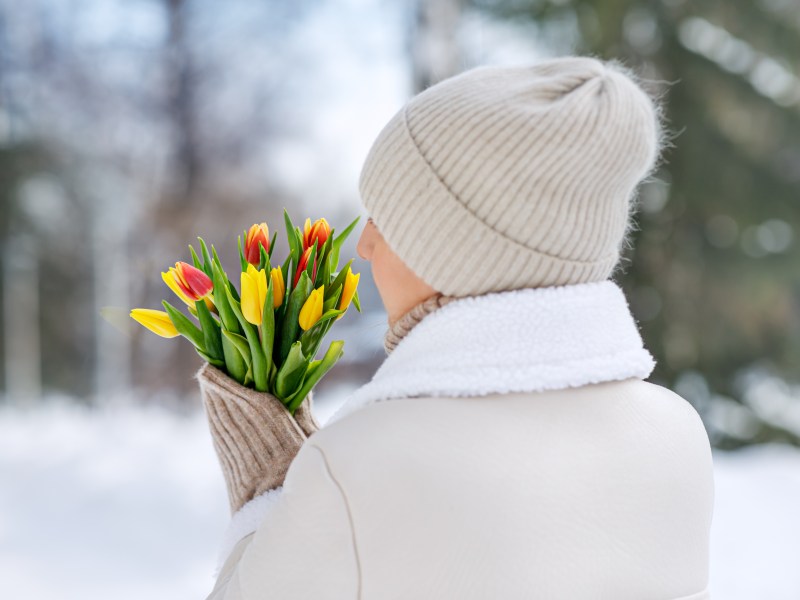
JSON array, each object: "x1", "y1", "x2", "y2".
[
  {"x1": 167, "y1": 261, "x2": 213, "y2": 301},
  {"x1": 298, "y1": 284, "x2": 324, "y2": 331},
  {"x1": 303, "y1": 217, "x2": 330, "y2": 252},
  {"x1": 162, "y1": 262, "x2": 215, "y2": 311},
  {"x1": 245, "y1": 222, "x2": 270, "y2": 266},
  {"x1": 130, "y1": 309, "x2": 179, "y2": 338},
  {"x1": 294, "y1": 246, "x2": 317, "y2": 287},
  {"x1": 270, "y1": 267, "x2": 285, "y2": 308},
  {"x1": 241, "y1": 264, "x2": 268, "y2": 325},
  {"x1": 336, "y1": 270, "x2": 360, "y2": 320}
]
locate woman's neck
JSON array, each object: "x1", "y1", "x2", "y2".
[{"x1": 383, "y1": 292, "x2": 459, "y2": 355}]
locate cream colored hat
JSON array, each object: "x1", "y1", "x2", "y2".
[{"x1": 359, "y1": 55, "x2": 665, "y2": 297}]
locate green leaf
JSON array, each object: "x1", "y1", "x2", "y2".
[
  {"x1": 281, "y1": 253, "x2": 292, "y2": 299},
  {"x1": 283, "y1": 208, "x2": 300, "y2": 262},
  {"x1": 353, "y1": 288, "x2": 361, "y2": 312},
  {"x1": 162, "y1": 300, "x2": 205, "y2": 350},
  {"x1": 305, "y1": 360, "x2": 321, "y2": 379},
  {"x1": 332, "y1": 215, "x2": 360, "y2": 250},
  {"x1": 224, "y1": 285, "x2": 268, "y2": 391},
  {"x1": 211, "y1": 244, "x2": 224, "y2": 270},
  {"x1": 261, "y1": 281, "x2": 275, "y2": 386},
  {"x1": 268, "y1": 230, "x2": 278, "y2": 259},
  {"x1": 189, "y1": 244, "x2": 203, "y2": 272},
  {"x1": 327, "y1": 260, "x2": 354, "y2": 301},
  {"x1": 228, "y1": 276, "x2": 241, "y2": 302},
  {"x1": 221, "y1": 332, "x2": 247, "y2": 383},
  {"x1": 275, "y1": 340, "x2": 310, "y2": 400},
  {"x1": 258, "y1": 244, "x2": 271, "y2": 272},
  {"x1": 221, "y1": 330, "x2": 252, "y2": 371},
  {"x1": 198, "y1": 237, "x2": 213, "y2": 278},
  {"x1": 285, "y1": 340, "x2": 344, "y2": 414},
  {"x1": 305, "y1": 240, "x2": 318, "y2": 286},
  {"x1": 309, "y1": 307, "x2": 345, "y2": 331},
  {"x1": 328, "y1": 215, "x2": 360, "y2": 271},
  {"x1": 237, "y1": 234, "x2": 247, "y2": 272},
  {"x1": 279, "y1": 270, "x2": 312, "y2": 364},
  {"x1": 299, "y1": 308, "x2": 345, "y2": 359},
  {"x1": 318, "y1": 228, "x2": 334, "y2": 283},
  {"x1": 268, "y1": 360, "x2": 278, "y2": 390},
  {"x1": 195, "y1": 299, "x2": 223, "y2": 361},
  {"x1": 211, "y1": 262, "x2": 239, "y2": 333},
  {"x1": 294, "y1": 225, "x2": 304, "y2": 255},
  {"x1": 323, "y1": 286, "x2": 342, "y2": 313},
  {"x1": 195, "y1": 348, "x2": 225, "y2": 368}
]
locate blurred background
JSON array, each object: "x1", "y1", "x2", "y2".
[{"x1": 1, "y1": 0, "x2": 798, "y2": 598}]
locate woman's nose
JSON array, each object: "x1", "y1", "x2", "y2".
[{"x1": 357, "y1": 225, "x2": 371, "y2": 261}]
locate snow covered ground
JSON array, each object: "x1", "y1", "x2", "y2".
[{"x1": 1, "y1": 397, "x2": 798, "y2": 600}]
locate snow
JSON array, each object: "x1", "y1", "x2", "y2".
[{"x1": 1, "y1": 398, "x2": 798, "y2": 599}]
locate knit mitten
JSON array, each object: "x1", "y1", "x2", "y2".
[{"x1": 195, "y1": 362, "x2": 321, "y2": 514}]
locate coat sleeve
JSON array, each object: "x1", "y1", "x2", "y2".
[{"x1": 206, "y1": 442, "x2": 360, "y2": 599}]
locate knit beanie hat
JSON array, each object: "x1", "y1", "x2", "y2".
[{"x1": 359, "y1": 55, "x2": 664, "y2": 298}]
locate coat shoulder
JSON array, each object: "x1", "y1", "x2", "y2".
[{"x1": 309, "y1": 378, "x2": 712, "y2": 470}]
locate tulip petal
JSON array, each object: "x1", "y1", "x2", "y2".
[
  {"x1": 271, "y1": 267, "x2": 285, "y2": 308},
  {"x1": 130, "y1": 309, "x2": 179, "y2": 338},
  {"x1": 338, "y1": 270, "x2": 360, "y2": 313},
  {"x1": 174, "y1": 261, "x2": 213, "y2": 300},
  {"x1": 162, "y1": 270, "x2": 193, "y2": 306},
  {"x1": 257, "y1": 267, "x2": 268, "y2": 310},
  {"x1": 244, "y1": 223, "x2": 270, "y2": 266},
  {"x1": 241, "y1": 270, "x2": 262, "y2": 325},
  {"x1": 298, "y1": 285, "x2": 324, "y2": 331}
]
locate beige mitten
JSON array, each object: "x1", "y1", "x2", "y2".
[{"x1": 196, "y1": 362, "x2": 321, "y2": 514}]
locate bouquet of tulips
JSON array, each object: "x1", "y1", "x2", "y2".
[{"x1": 130, "y1": 209, "x2": 361, "y2": 416}]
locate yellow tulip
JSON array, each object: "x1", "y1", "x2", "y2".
[
  {"x1": 241, "y1": 264, "x2": 268, "y2": 325},
  {"x1": 336, "y1": 270, "x2": 360, "y2": 320},
  {"x1": 298, "y1": 285, "x2": 324, "y2": 331},
  {"x1": 130, "y1": 309, "x2": 179, "y2": 338},
  {"x1": 270, "y1": 267, "x2": 285, "y2": 308}
]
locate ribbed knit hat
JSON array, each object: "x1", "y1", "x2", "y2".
[{"x1": 359, "y1": 56, "x2": 664, "y2": 297}]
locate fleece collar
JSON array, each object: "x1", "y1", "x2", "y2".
[{"x1": 327, "y1": 279, "x2": 655, "y2": 425}]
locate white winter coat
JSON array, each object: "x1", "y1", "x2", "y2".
[{"x1": 207, "y1": 281, "x2": 715, "y2": 599}]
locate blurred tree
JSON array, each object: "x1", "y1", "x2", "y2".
[
  {"x1": 469, "y1": 0, "x2": 800, "y2": 448},
  {"x1": 409, "y1": 0, "x2": 465, "y2": 92},
  {"x1": 0, "y1": 0, "x2": 319, "y2": 403}
]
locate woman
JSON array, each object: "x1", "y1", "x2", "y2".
[{"x1": 201, "y1": 56, "x2": 714, "y2": 599}]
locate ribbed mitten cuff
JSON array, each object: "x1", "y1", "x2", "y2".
[{"x1": 196, "y1": 363, "x2": 320, "y2": 514}]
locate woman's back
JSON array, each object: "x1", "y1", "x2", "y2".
[{"x1": 213, "y1": 377, "x2": 713, "y2": 600}]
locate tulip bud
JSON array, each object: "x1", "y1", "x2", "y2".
[
  {"x1": 245, "y1": 222, "x2": 270, "y2": 266},
  {"x1": 130, "y1": 309, "x2": 179, "y2": 338},
  {"x1": 169, "y1": 261, "x2": 213, "y2": 302},
  {"x1": 241, "y1": 264, "x2": 268, "y2": 325},
  {"x1": 270, "y1": 267, "x2": 285, "y2": 308},
  {"x1": 162, "y1": 268, "x2": 216, "y2": 313},
  {"x1": 298, "y1": 285, "x2": 325, "y2": 331},
  {"x1": 303, "y1": 217, "x2": 330, "y2": 252},
  {"x1": 293, "y1": 246, "x2": 317, "y2": 287},
  {"x1": 336, "y1": 270, "x2": 360, "y2": 320}
]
